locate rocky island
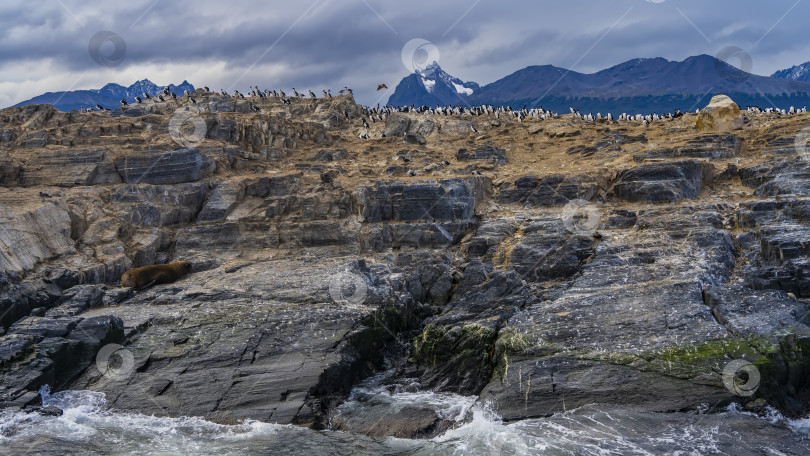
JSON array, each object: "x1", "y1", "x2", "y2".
[{"x1": 1, "y1": 91, "x2": 809, "y2": 439}]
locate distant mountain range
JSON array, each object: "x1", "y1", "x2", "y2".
[
  {"x1": 772, "y1": 61, "x2": 810, "y2": 83},
  {"x1": 11, "y1": 79, "x2": 195, "y2": 112},
  {"x1": 388, "y1": 55, "x2": 810, "y2": 113},
  {"x1": 10, "y1": 56, "x2": 810, "y2": 114}
]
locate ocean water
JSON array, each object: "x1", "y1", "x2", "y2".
[{"x1": 2, "y1": 382, "x2": 809, "y2": 456}]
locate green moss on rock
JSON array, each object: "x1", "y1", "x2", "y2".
[
  {"x1": 411, "y1": 322, "x2": 500, "y2": 393},
  {"x1": 412, "y1": 323, "x2": 497, "y2": 369}
]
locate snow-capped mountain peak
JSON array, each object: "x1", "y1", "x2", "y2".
[
  {"x1": 772, "y1": 61, "x2": 810, "y2": 83},
  {"x1": 388, "y1": 62, "x2": 479, "y2": 106},
  {"x1": 417, "y1": 61, "x2": 442, "y2": 77},
  {"x1": 416, "y1": 62, "x2": 479, "y2": 96}
]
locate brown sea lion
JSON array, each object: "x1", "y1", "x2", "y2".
[{"x1": 121, "y1": 261, "x2": 191, "y2": 289}]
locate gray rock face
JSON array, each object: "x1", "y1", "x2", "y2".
[
  {"x1": 735, "y1": 198, "x2": 810, "y2": 300},
  {"x1": 115, "y1": 148, "x2": 215, "y2": 185},
  {"x1": 0, "y1": 199, "x2": 75, "y2": 276},
  {"x1": 0, "y1": 158, "x2": 20, "y2": 185},
  {"x1": 368, "y1": 221, "x2": 477, "y2": 250},
  {"x1": 496, "y1": 174, "x2": 604, "y2": 206},
  {"x1": 612, "y1": 160, "x2": 710, "y2": 202},
  {"x1": 3, "y1": 100, "x2": 810, "y2": 440},
  {"x1": 411, "y1": 119, "x2": 436, "y2": 136},
  {"x1": 197, "y1": 181, "x2": 244, "y2": 222},
  {"x1": 383, "y1": 113, "x2": 411, "y2": 137},
  {"x1": 62, "y1": 255, "x2": 451, "y2": 428},
  {"x1": 635, "y1": 134, "x2": 742, "y2": 161},
  {"x1": 0, "y1": 282, "x2": 61, "y2": 331},
  {"x1": 0, "y1": 308, "x2": 123, "y2": 408},
  {"x1": 0, "y1": 129, "x2": 15, "y2": 143},
  {"x1": 19, "y1": 148, "x2": 121, "y2": 187},
  {"x1": 741, "y1": 159, "x2": 810, "y2": 197},
  {"x1": 762, "y1": 135, "x2": 805, "y2": 157},
  {"x1": 245, "y1": 174, "x2": 300, "y2": 198},
  {"x1": 475, "y1": 204, "x2": 804, "y2": 418},
  {"x1": 21, "y1": 130, "x2": 47, "y2": 148},
  {"x1": 109, "y1": 183, "x2": 208, "y2": 227},
  {"x1": 207, "y1": 97, "x2": 235, "y2": 113},
  {"x1": 309, "y1": 149, "x2": 348, "y2": 162},
  {"x1": 456, "y1": 142, "x2": 507, "y2": 164},
  {"x1": 357, "y1": 178, "x2": 483, "y2": 223}
]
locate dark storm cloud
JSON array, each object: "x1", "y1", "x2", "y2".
[{"x1": 1, "y1": 0, "x2": 808, "y2": 107}]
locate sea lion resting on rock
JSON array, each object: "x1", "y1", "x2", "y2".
[{"x1": 121, "y1": 261, "x2": 191, "y2": 289}]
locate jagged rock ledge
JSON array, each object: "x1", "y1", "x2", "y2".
[{"x1": 2, "y1": 94, "x2": 810, "y2": 437}]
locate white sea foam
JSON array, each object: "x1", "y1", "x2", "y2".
[{"x1": 2, "y1": 385, "x2": 809, "y2": 456}]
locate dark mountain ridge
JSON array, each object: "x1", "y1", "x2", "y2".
[
  {"x1": 11, "y1": 79, "x2": 195, "y2": 112},
  {"x1": 388, "y1": 55, "x2": 810, "y2": 113}
]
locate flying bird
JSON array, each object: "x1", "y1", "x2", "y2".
[{"x1": 377, "y1": 84, "x2": 388, "y2": 91}]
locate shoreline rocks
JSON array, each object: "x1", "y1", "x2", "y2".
[{"x1": 2, "y1": 96, "x2": 810, "y2": 437}]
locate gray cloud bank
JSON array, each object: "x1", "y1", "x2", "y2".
[{"x1": 1, "y1": 0, "x2": 808, "y2": 107}]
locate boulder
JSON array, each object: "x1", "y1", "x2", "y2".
[
  {"x1": 412, "y1": 119, "x2": 436, "y2": 136},
  {"x1": 696, "y1": 95, "x2": 744, "y2": 132},
  {"x1": 382, "y1": 113, "x2": 411, "y2": 137},
  {"x1": 404, "y1": 133, "x2": 426, "y2": 145}
]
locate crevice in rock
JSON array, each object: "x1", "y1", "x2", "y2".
[
  {"x1": 294, "y1": 258, "x2": 460, "y2": 430},
  {"x1": 155, "y1": 379, "x2": 174, "y2": 397},
  {"x1": 212, "y1": 381, "x2": 237, "y2": 412}
]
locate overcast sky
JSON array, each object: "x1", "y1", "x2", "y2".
[{"x1": 1, "y1": 0, "x2": 808, "y2": 107}]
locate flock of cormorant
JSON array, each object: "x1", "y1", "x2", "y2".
[
  {"x1": 80, "y1": 85, "x2": 807, "y2": 140},
  {"x1": 70, "y1": 84, "x2": 810, "y2": 178}
]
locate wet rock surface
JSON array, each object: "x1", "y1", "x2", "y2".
[{"x1": 2, "y1": 96, "x2": 810, "y2": 439}]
